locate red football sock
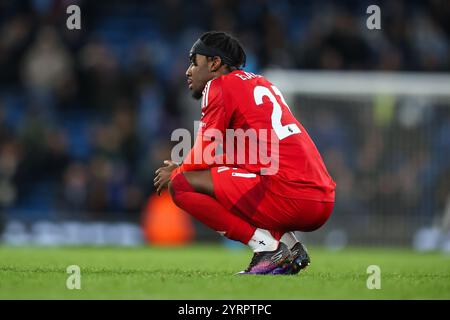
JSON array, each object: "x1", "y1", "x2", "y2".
[{"x1": 170, "y1": 173, "x2": 256, "y2": 244}]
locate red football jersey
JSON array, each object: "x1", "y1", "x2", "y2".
[{"x1": 179, "y1": 70, "x2": 336, "y2": 202}]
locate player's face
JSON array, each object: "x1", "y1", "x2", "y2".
[{"x1": 186, "y1": 54, "x2": 214, "y2": 100}]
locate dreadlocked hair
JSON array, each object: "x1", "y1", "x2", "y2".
[{"x1": 200, "y1": 31, "x2": 246, "y2": 69}]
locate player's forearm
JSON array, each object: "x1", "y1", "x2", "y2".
[
  {"x1": 169, "y1": 136, "x2": 221, "y2": 180},
  {"x1": 169, "y1": 162, "x2": 207, "y2": 179},
  {"x1": 169, "y1": 135, "x2": 228, "y2": 180}
]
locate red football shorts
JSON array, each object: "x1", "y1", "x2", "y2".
[{"x1": 211, "y1": 167, "x2": 334, "y2": 233}]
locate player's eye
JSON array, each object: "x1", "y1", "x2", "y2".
[{"x1": 189, "y1": 55, "x2": 197, "y2": 66}]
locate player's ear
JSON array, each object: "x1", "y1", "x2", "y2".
[{"x1": 209, "y1": 56, "x2": 222, "y2": 72}]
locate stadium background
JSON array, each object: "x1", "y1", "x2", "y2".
[{"x1": 0, "y1": 0, "x2": 449, "y2": 250}]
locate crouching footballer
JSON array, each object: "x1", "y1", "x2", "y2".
[{"x1": 154, "y1": 31, "x2": 336, "y2": 275}]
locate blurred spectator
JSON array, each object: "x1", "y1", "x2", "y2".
[{"x1": 22, "y1": 26, "x2": 73, "y2": 96}]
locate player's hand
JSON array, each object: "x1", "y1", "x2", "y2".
[{"x1": 154, "y1": 160, "x2": 179, "y2": 196}]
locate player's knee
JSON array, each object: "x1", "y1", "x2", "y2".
[
  {"x1": 167, "y1": 179, "x2": 175, "y2": 200},
  {"x1": 182, "y1": 170, "x2": 214, "y2": 197},
  {"x1": 168, "y1": 172, "x2": 195, "y2": 205}
]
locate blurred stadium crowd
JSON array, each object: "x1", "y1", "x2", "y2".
[{"x1": 0, "y1": 0, "x2": 449, "y2": 231}]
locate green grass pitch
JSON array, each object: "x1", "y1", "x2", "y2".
[{"x1": 0, "y1": 245, "x2": 449, "y2": 299}]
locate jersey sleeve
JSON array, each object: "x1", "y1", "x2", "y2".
[
  {"x1": 169, "y1": 137, "x2": 225, "y2": 180},
  {"x1": 170, "y1": 78, "x2": 229, "y2": 180},
  {"x1": 199, "y1": 78, "x2": 229, "y2": 137}
]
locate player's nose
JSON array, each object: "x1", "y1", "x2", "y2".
[{"x1": 186, "y1": 65, "x2": 192, "y2": 77}]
